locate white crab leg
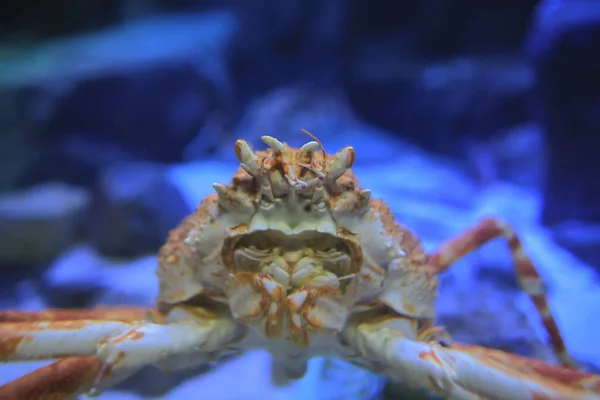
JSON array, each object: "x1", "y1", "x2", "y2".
[
  {"x1": 0, "y1": 306, "x2": 244, "y2": 399},
  {"x1": 344, "y1": 319, "x2": 600, "y2": 400},
  {"x1": 0, "y1": 320, "x2": 134, "y2": 361},
  {"x1": 96, "y1": 315, "x2": 240, "y2": 369}
]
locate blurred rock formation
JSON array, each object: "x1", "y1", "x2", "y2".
[{"x1": 527, "y1": 0, "x2": 600, "y2": 267}]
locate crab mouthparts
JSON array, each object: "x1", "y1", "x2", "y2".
[{"x1": 224, "y1": 232, "x2": 357, "y2": 345}]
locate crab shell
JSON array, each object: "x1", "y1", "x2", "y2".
[{"x1": 157, "y1": 136, "x2": 438, "y2": 345}]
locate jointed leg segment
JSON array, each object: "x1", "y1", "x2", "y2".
[
  {"x1": 0, "y1": 306, "x2": 241, "y2": 400},
  {"x1": 429, "y1": 217, "x2": 574, "y2": 367},
  {"x1": 0, "y1": 309, "x2": 150, "y2": 400},
  {"x1": 0, "y1": 307, "x2": 152, "y2": 323},
  {"x1": 344, "y1": 317, "x2": 600, "y2": 400},
  {"x1": 0, "y1": 357, "x2": 104, "y2": 400}
]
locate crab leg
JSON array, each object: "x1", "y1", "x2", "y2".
[
  {"x1": 0, "y1": 308, "x2": 155, "y2": 361},
  {"x1": 0, "y1": 308, "x2": 155, "y2": 399},
  {"x1": 0, "y1": 315, "x2": 142, "y2": 399},
  {"x1": 0, "y1": 307, "x2": 152, "y2": 323},
  {"x1": 0, "y1": 320, "x2": 136, "y2": 361},
  {"x1": 0, "y1": 306, "x2": 243, "y2": 399},
  {"x1": 0, "y1": 357, "x2": 104, "y2": 400},
  {"x1": 345, "y1": 318, "x2": 600, "y2": 400},
  {"x1": 430, "y1": 217, "x2": 574, "y2": 367}
]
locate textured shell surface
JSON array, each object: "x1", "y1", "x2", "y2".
[{"x1": 157, "y1": 135, "x2": 439, "y2": 349}]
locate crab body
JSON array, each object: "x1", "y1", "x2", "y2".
[
  {"x1": 1, "y1": 134, "x2": 599, "y2": 400},
  {"x1": 159, "y1": 137, "x2": 433, "y2": 345}
]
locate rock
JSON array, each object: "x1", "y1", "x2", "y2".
[
  {"x1": 345, "y1": 1, "x2": 538, "y2": 57},
  {"x1": 230, "y1": 0, "x2": 538, "y2": 123},
  {"x1": 463, "y1": 123, "x2": 546, "y2": 188},
  {"x1": 0, "y1": 11, "x2": 238, "y2": 190},
  {"x1": 16, "y1": 130, "x2": 138, "y2": 189},
  {"x1": 0, "y1": 86, "x2": 65, "y2": 192},
  {"x1": 355, "y1": 153, "x2": 477, "y2": 207},
  {"x1": 437, "y1": 280, "x2": 553, "y2": 361},
  {"x1": 86, "y1": 159, "x2": 239, "y2": 259},
  {"x1": 0, "y1": 1, "x2": 121, "y2": 39},
  {"x1": 44, "y1": 245, "x2": 158, "y2": 307},
  {"x1": 0, "y1": 12, "x2": 237, "y2": 91},
  {"x1": 526, "y1": 0, "x2": 600, "y2": 224},
  {"x1": 43, "y1": 62, "x2": 224, "y2": 163},
  {"x1": 0, "y1": 280, "x2": 48, "y2": 313},
  {"x1": 89, "y1": 162, "x2": 189, "y2": 258},
  {"x1": 550, "y1": 220, "x2": 600, "y2": 274},
  {"x1": 339, "y1": 2, "x2": 538, "y2": 158},
  {"x1": 345, "y1": 55, "x2": 535, "y2": 158},
  {"x1": 354, "y1": 150, "x2": 478, "y2": 254},
  {"x1": 0, "y1": 182, "x2": 90, "y2": 268},
  {"x1": 230, "y1": 0, "x2": 348, "y2": 99},
  {"x1": 166, "y1": 160, "x2": 243, "y2": 211}
]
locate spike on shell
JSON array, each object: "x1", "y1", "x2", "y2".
[
  {"x1": 327, "y1": 146, "x2": 355, "y2": 182},
  {"x1": 261, "y1": 136, "x2": 285, "y2": 153}
]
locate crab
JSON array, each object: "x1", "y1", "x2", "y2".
[{"x1": 1, "y1": 132, "x2": 599, "y2": 400}]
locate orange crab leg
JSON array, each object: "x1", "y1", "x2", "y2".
[
  {"x1": 0, "y1": 308, "x2": 155, "y2": 399},
  {"x1": 451, "y1": 343, "x2": 600, "y2": 393},
  {"x1": 0, "y1": 357, "x2": 104, "y2": 400},
  {"x1": 0, "y1": 307, "x2": 152, "y2": 323},
  {"x1": 0, "y1": 308, "x2": 153, "y2": 361},
  {"x1": 0, "y1": 306, "x2": 241, "y2": 400},
  {"x1": 420, "y1": 342, "x2": 600, "y2": 399},
  {"x1": 347, "y1": 318, "x2": 600, "y2": 400},
  {"x1": 0, "y1": 320, "x2": 137, "y2": 361},
  {"x1": 429, "y1": 217, "x2": 574, "y2": 367}
]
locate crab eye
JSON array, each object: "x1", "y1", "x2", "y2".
[{"x1": 316, "y1": 200, "x2": 327, "y2": 210}]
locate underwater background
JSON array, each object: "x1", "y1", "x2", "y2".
[{"x1": 0, "y1": 0, "x2": 599, "y2": 399}]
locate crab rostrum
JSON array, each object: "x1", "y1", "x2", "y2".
[{"x1": 0, "y1": 133, "x2": 599, "y2": 400}]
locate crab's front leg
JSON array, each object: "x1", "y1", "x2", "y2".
[
  {"x1": 0, "y1": 306, "x2": 243, "y2": 399},
  {"x1": 342, "y1": 316, "x2": 600, "y2": 400}
]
